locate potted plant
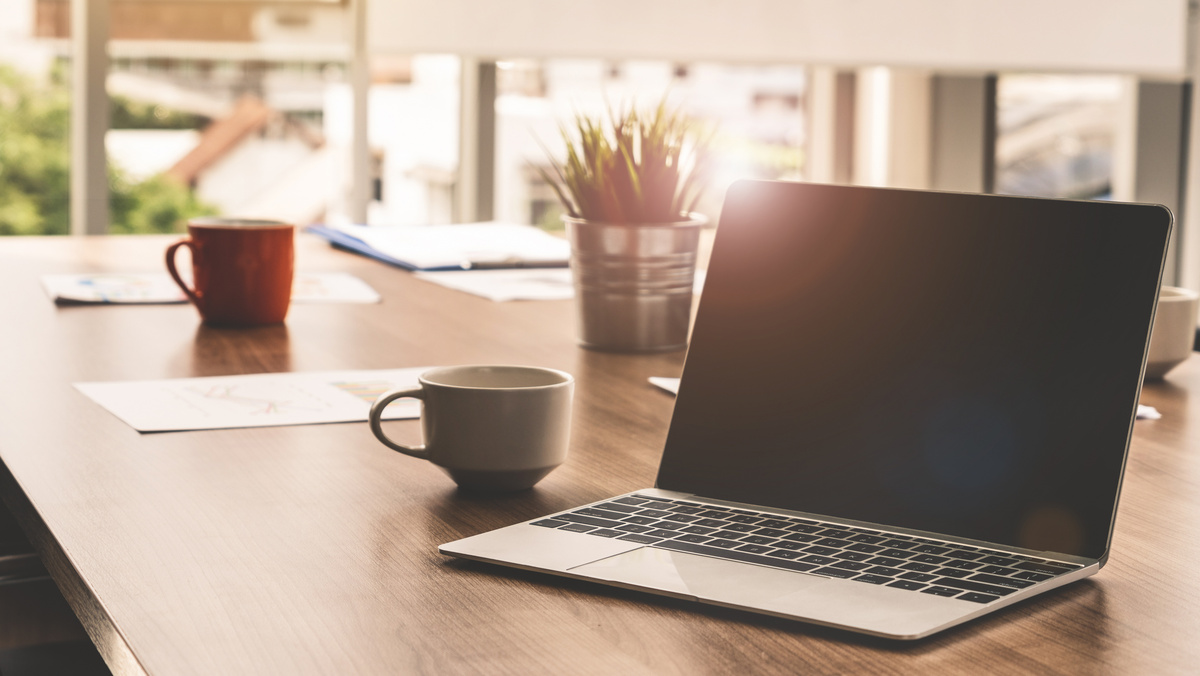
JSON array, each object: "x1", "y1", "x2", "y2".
[{"x1": 540, "y1": 100, "x2": 712, "y2": 352}]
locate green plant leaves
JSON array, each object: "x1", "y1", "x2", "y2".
[{"x1": 541, "y1": 98, "x2": 711, "y2": 224}]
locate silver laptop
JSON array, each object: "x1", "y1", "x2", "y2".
[{"x1": 440, "y1": 180, "x2": 1172, "y2": 640}]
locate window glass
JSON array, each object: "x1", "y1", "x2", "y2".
[{"x1": 995, "y1": 74, "x2": 1121, "y2": 200}]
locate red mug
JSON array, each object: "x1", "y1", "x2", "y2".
[{"x1": 166, "y1": 218, "x2": 295, "y2": 326}]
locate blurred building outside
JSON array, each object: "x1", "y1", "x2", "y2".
[{"x1": 0, "y1": 0, "x2": 1123, "y2": 236}]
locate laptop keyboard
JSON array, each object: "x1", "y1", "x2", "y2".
[{"x1": 531, "y1": 494, "x2": 1082, "y2": 604}]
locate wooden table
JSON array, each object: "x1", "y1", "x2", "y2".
[{"x1": 0, "y1": 234, "x2": 1197, "y2": 675}]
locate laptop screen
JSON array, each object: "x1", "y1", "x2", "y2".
[{"x1": 657, "y1": 181, "x2": 1170, "y2": 561}]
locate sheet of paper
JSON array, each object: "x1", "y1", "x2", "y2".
[
  {"x1": 414, "y1": 268, "x2": 707, "y2": 302},
  {"x1": 76, "y1": 368, "x2": 429, "y2": 432},
  {"x1": 42, "y1": 272, "x2": 380, "y2": 305},
  {"x1": 649, "y1": 377, "x2": 681, "y2": 395},
  {"x1": 332, "y1": 222, "x2": 570, "y2": 270},
  {"x1": 414, "y1": 268, "x2": 575, "y2": 301}
]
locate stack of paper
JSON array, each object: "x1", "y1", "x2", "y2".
[{"x1": 308, "y1": 222, "x2": 570, "y2": 271}]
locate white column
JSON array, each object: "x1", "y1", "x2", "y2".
[
  {"x1": 348, "y1": 0, "x2": 370, "y2": 224},
  {"x1": 807, "y1": 67, "x2": 855, "y2": 184},
  {"x1": 70, "y1": 0, "x2": 110, "y2": 235},
  {"x1": 854, "y1": 67, "x2": 932, "y2": 190}
]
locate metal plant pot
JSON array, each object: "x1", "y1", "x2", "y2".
[{"x1": 564, "y1": 214, "x2": 706, "y2": 352}]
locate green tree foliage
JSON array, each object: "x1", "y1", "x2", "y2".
[{"x1": 0, "y1": 65, "x2": 215, "y2": 236}]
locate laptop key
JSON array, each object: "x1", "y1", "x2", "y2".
[
  {"x1": 899, "y1": 572, "x2": 937, "y2": 582},
  {"x1": 815, "y1": 538, "x2": 852, "y2": 548},
  {"x1": 879, "y1": 548, "x2": 917, "y2": 559},
  {"x1": 968, "y1": 573, "x2": 1035, "y2": 589},
  {"x1": 645, "y1": 529, "x2": 682, "y2": 538},
  {"x1": 847, "y1": 543, "x2": 884, "y2": 554},
  {"x1": 804, "y1": 546, "x2": 839, "y2": 556},
  {"x1": 649, "y1": 521, "x2": 687, "y2": 531},
  {"x1": 801, "y1": 555, "x2": 837, "y2": 565},
  {"x1": 921, "y1": 586, "x2": 962, "y2": 597},
  {"x1": 946, "y1": 549, "x2": 984, "y2": 560},
  {"x1": 726, "y1": 515, "x2": 762, "y2": 524},
  {"x1": 708, "y1": 539, "x2": 743, "y2": 549},
  {"x1": 910, "y1": 554, "x2": 949, "y2": 565},
  {"x1": 866, "y1": 556, "x2": 906, "y2": 567},
  {"x1": 740, "y1": 536, "x2": 776, "y2": 545},
  {"x1": 532, "y1": 519, "x2": 569, "y2": 528},
  {"x1": 978, "y1": 565, "x2": 1018, "y2": 576},
  {"x1": 813, "y1": 566, "x2": 858, "y2": 579},
  {"x1": 618, "y1": 534, "x2": 664, "y2": 544},
  {"x1": 654, "y1": 540, "x2": 820, "y2": 573},
  {"x1": 880, "y1": 539, "x2": 919, "y2": 549},
  {"x1": 854, "y1": 574, "x2": 893, "y2": 585},
  {"x1": 957, "y1": 592, "x2": 1000, "y2": 604},
  {"x1": 635, "y1": 509, "x2": 672, "y2": 519},
  {"x1": 589, "y1": 529, "x2": 626, "y2": 538},
  {"x1": 911, "y1": 544, "x2": 950, "y2": 555},
  {"x1": 1013, "y1": 571, "x2": 1052, "y2": 582},
  {"x1": 1015, "y1": 561, "x2": 1075, "y2": 575},
  {"x1": 833, "y1": 551, "x2": 871, "y2": 562},
  {"x1": 694, "y1": 519, "x2": 728, "y2": 528},
  {"x1": 931, "y1": 577, "x2": 1017, "y2": 596},
  {"x1": 819, "y1": 529, "x2": 856, "y2": 539},
  {"x1": 781, "y1": 532, "x2": 820, "y2": 543},
  {"x1": 900, "y1": 562, "x2": 939, "y2": 573},
  {"x1": 848, "y1": 534, "x2": 887, "y2": 545},
  {"x1": 865, "y1": 566, "x2": 905, "y2": 576},
  {"x1": 886, "y1": 580, "x2": 928, "y2": 591},
  {"x1": 735, "y1": 544, "x2": 773, "y2": 554},
  {"x1": 942, "y1": 559, "x2": 984, "y2": 570},
  {"x1": 773, "y1": 541, "x2": 807, "y2": 551},
  {"x1": 561, "y1": 523, "x2": 597, "y2": 533},
  {"x1": 767, "y1": 550, "x2": 803, "y2": 560},
  {"x1": 831, "y1": 560, "x2": 871, "y2": 571},
  {"x1": 676, "y1": 534, "x2": 713, "y2": 544},
  {"x1": 934, "y1": 567, "x2": 971, "y2": 578},
  {"x1": 576, "y1": 508, "x2": 633, "y2": 520},
  {"x1": 643, "y1": 501, "x2": 676, "y2": 511},
  {"x1": 669, "y1": 505, "x2": 705, "y2": 515},
  {"x1": 597, "y1": 502, "x2": 642, "y2": 514},
  {"x1": 611, "y1": 497, "x2": 649, "y2": 506},
  {"x1": 979, "y1": 555, "x2": 1020, "y2": 566},
  {"x1": 664, "y1": 514, "x2": 700, "y2": 523},
  {"x1": 679, "y1": 525, "x2": 717, "y2": 535},
  {"x1": 752, "y1": 528, "x2": 790, "y2": 538},
  {"x1": 723, "y1": 523, "x2": 757, "y2": 533},
  {"x1": 621, "y1": 516, "x2": 658, "y2": 525},
  {"x1": 786, "y1": 524, "x2": 823, "y2": 534},
  {"x1": 616, "y1": 524, "x2": 652, "y2": 533},
  {"x1": 561, "y1": 514, "x2": 625, "y2": 529},
  {"x1": 759, "y1": 519, "x2": 791, "y2": 529},
  {"x1": 712, "y1": 530, "x2": 752, "y2": 540}
]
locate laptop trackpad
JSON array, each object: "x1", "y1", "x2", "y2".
[{"x1": 569, "y1": 547, "x2": 827, "y2": 604}]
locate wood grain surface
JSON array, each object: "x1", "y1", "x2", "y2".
[{"x1": 0, "y1": 234, "x2": 1197, "y2": 675}]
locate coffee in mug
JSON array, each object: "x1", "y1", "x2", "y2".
[
  {"x1": 369, "y1": 365, "x2": 574, "y2": 491},
  {"x1": 166, "y1": 218, "x2": 294, "y2": 326}
]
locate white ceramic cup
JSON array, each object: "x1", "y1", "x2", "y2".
[
  {"x1": 1145, "y1": 286, "x2": 1199, "y2": 379},
  {"x1": 368, "y1": 365, "x2": 574, "y2": 491}
]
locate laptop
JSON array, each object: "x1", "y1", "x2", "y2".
[{"x1": 440, "y1": 180, "x2": 1172, "y2": 640}]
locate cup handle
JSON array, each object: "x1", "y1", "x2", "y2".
[
  {"x1": 369, "y1": 387, "x2": 430, "y2": 460},
  {"x1": 165, "y1": 239, "x2": 200, "y2": 306}
]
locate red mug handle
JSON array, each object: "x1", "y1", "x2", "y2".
[{"x1": 165, "y1": 238, "x2": 201, "y2": 306}]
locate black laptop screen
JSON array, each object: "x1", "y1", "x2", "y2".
[{"x1": 656, "y1": 182, "x2": 1170, "y2": 561}]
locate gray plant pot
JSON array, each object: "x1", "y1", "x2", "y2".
[{"x1": 564, "y1": 214, "x2": 707, "y2": 352}]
